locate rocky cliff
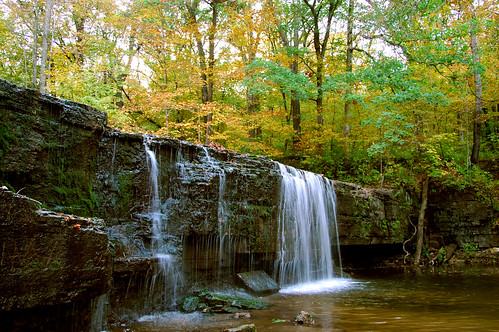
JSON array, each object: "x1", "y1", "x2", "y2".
[
  {"x1": 2, "y1": 78, "x2": 498, "y2": 328},
  {"x1": 0, "y1": 79, "x2": 411, "y2": 250},
  {"x1": 0, "y1": 187, "x2": 110, "y2": 330}
]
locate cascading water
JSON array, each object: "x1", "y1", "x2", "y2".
[
  {"x1": 275, "y1": 162, "x2": 342, "y2": 288},
  {"x1": 144, "y1": 138, "x2": 184, "y2": 308}
]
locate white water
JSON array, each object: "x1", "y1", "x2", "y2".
[
  {"x1": 279, "y1": 278, "x2": 354, "y2": 294},
  {"x1": 144, "y1": 138, "x2": 183, "y2": 307},
  {"x1": 275, "y1": 163, "x2": 342, "y2": 289},
  {"x1": 89, "y1": 294, "x2": 108, "y2": 332}
]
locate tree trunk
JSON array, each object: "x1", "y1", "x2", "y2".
[
  {"x1": 291, "y1": 97, "x2": 301, "y2": 145},
  {"x1": 39, "y1": 0, "x2": 54, "y2": 93},
  {"x1": 290, "y1": 17, "x2": 301, "y2": 146},
  {"x1": 205, "y1": 2, "x2": 219, "y2": 143},
  {"x1": 73, "y1": 13, "x2": 85, "y2": 67},
  {"x1": 302, "y1": 0, "x2": 340, "y2": 127},
  {"x1": 269, "y1": 0, "x2": 302, "y2": 145},
  {"x1": 187, "y1": 0, "x2": 216, "y2": 144},
  {"x1": 470, "y1": 6, "x2": 483, "y2": 165},
  {"x1": 115, "y1": 38, "x2": 140, "y2": 108},
  {"x1": 343, "y1": 0, "x2": 354, "y2": 138},
  {"x1": 31, "y1": 0, "x2": 39, "y2": 88},
  {"x1": 414, "y1": 177, "x2": 429, "y2": 266},
  {"x1": 316, "y1": 68, "x2": 324, "y2": 126},
  {"x1": 290, "y1": 59, "x2": 301, "y2": 147}
]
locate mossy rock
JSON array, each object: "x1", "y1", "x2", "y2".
[
  {"x1": 180, "y1": 296, "x2": 199, "y2": 313},
  {"x1": 182, "y1": 291, "x2": 269, "y2": 314}
]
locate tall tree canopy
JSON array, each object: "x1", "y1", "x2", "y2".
[{"x1": 1, "y1": 0, "x2": 498, "y2": 191}]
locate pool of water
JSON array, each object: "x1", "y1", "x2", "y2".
[{"x1": 120, "y1": 270, "x2": 499, "y2": 331}]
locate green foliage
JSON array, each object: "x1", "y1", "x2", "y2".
[
  {"x1": 435, "y1": 247, "x2": 447, "y2": 264},
  {"x1": 116, "y1": 171, "x2": 135, "y2": 217},
  {"x1": 244, "y1": 58, "x2": 315, "y2": 101},
  {"x1": 1, "y1": 0, "x2": 497, "y2": 207},
  {"x1": 462, "y1": 242, "x2": 479, "y2": 254},
  {"x1": 366, "y1": 111, "x2": 413, "y2": 156},
  {"x1": 48, "y1": 167, "x2": 98, "y2": 216}
]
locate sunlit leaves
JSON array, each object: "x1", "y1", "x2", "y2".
[{"x1": 244, "y1": 58, "x2": 315, "y2": 100}]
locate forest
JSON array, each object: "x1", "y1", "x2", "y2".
[{"x1": 1, "y1": 0, "x2": 498, "y2": 196}]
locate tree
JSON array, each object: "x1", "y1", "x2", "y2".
[
  {"x1": 266, "y1": 0, "x2": 310, "y2": 148},
  {"x1": 39, "y1": 0, "x2": 53, "y2": 93},
  {"x1": 228, "y1": 0, "x2": 265, "y2": 139},
  {"x1": 342, "y1": 0, "x2": 353, "y2": 138},
  {"x1": 414, "y1": 176, "x2": 428, "y2": 266},
  {"x1": 469, "y1": 2, "x2": 483, "y2": 165},
  {"x1": 185, "y1": 0, "x2": 231, "y2": 143},
  {"x1": 302, "y1": 0, "x2": 342, "y2": 126}
]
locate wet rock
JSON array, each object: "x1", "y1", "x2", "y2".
[
  {"x1": 334, "y1": 181, "x2": 412, "y2": 246},
  {"x1": 223, "y1": 323, "x2": 257, "y2": 332},
  {"x1": 295, "y1": 311, "x2": 316, "y2": 325},
  {"x1": 205, "y1": 293, "x2": 234, "y2": 308},
  {"x1": 112, "y1": 257, "x2": 155, "y2": 277},
  {"x1": 236, "y1": 270, "x2": 279, "y2": 296},
  {"x1": 445, "y1": 244, "x2": 458, "y2": 260},
  {"x1": 427, "y1": 183, "x2": 499, "y2": 248},
  {"x1": 234, "y1": 312, "x2": 251, "y2": 319},
  {"x1": 180, "y1": 291, "x2": 269, "y2": 314},
  {"x1": 0, "y1": 188, "x2": 110, "y2": 310},
  {"x1": 180, "y1": 296, "x2": 200, "y2": 313},
  {"x1": 0, "y1": 187, "x2": 110, "y2": 330}
]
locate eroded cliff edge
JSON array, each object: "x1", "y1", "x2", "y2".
[
  {"x1": 0, "y1": 79, "x2": 413, "y2": 250},
  {"x1": 1, "y1": 79, "x2": 498, "y2": 328}
]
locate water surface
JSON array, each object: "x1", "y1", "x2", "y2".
[{"x1": 122, "y1": 271, "x2": 499, "y2": 331}]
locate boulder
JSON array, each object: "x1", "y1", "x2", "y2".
[
  {"x1": 223, "y1": 323, "x2": 257, "y2": 332},
  {"x1": 0, "y1": 187, "x2": 110, "y2": 310},
  {"x1": 180, "y1": 296, "x2": 200, "y2": 313},
  {"x1": 0, "y1": 187, "x2": 110, "y2": 330},
  {"x1": 179, "y1": 290, "x2": 269, "y2": 314},
  {"x1": 294, "y1": 311, "x2": 316, "y2": 325},
  {"x1": 236, "y1": 270, "x2": 279, "y2": 295}
]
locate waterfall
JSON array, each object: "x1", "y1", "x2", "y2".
[
  {"x1": 275, "y1": 162, "x2": 342, "y2": 287},
  {"x1": 144, "y1": 138, "x2": 184, "y2": 308},
  {"x1": 89, "y1": 294, "x2": 107, "y2": 332}
]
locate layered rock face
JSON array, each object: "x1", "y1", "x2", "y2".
[
  {"x1": 334, "y1": 181, "x2": 412, "y2": 246},
  {"x1": 2, "y1": 78, "x2": 498, "y2": 326},
  {"x1": 0, "y1": 187, "x2": 110, "y2": 329},
  {"x1": 0, "y1": 79, "x2": 411, "y2": 252},
  {"x1": 427, "y1": 184, "x2": 499, "y2": 248},
  {"x1": 0, "y1": 79, "x2": 281, "y2": 253}
]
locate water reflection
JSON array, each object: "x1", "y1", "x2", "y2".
[{"x1": 123, "y1": 272, "x2": 499, "y2": 331}]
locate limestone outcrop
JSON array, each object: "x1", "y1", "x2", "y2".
[
  {"x1": 0, "y1": 187, "x2": 110, "y2": 329},
  {"x1": 0, "y1": 79, "x2": 414, "y2": 250},
  {"x1": 1, "y1": 78, "x2": 498, "y2": 326}
]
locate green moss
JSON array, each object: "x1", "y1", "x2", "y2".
[
  {"x1": 43, "y1": 136, "x2": 98, "y2": 216},
  {"x1": 116, "y1": 171, "x2": 134, "y2": 217},
  {"x1": 235, "y1": 204, "x2": 275, "y2": 252},
  {"x1": 46, "y1": 166, "x2": 98, "y2": 216},
  {"x1": 0, "y1": 110, "x2": 16, "y2": 160}
]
